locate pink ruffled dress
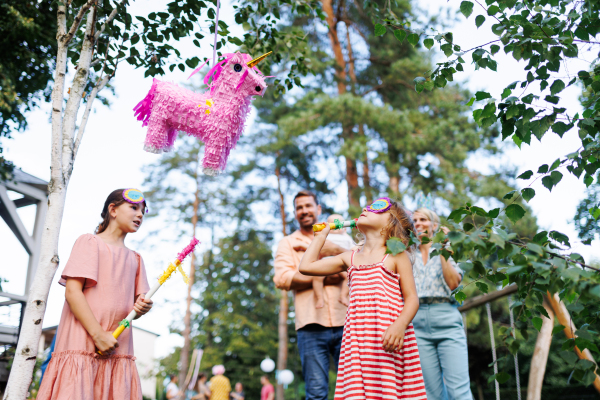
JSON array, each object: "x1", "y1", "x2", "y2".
[{"x1": 37, "y1": 234, "x2": 150, "y2": 400}]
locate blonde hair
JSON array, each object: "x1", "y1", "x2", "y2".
[{"x1": 414, "y1": 207, "x2": 440, "y2": 233}]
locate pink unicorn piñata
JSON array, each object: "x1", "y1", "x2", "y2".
[{"x1": 133, "y1": 51, "x2": 271, "y2": 176}]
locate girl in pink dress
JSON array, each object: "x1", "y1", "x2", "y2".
[
  {"x1": 299, "y1": 198, "x2": 427, "y2": 400},
  {"x1": 38, "y1": 188, "x2": 154, "y2": 400}
]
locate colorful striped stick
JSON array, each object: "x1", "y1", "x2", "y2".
[
  {"x1": 312, "y1": 219, "x2": 358, "y2": 232},
  {"x1": 98, "y1": 238, "x2": 199, "y2": 354}
]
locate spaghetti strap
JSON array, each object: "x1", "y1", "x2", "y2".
[
  {"x1": 380, "y1": 253, "x2": 389, "y2": 264},
  {"x1": 350, "y1": 250, "x2": 356, "y2": 267}
]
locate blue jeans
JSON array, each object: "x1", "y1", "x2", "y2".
[
  {"x1": 412, "y1": 303, "x2": 473, "y2": 400},
  {"x1": 297, "y1": 325, "x2": 344, "y2": 400}
]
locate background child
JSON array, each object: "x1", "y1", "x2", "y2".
[
  {"x1": 37, "y1": 189, "x2": 153, "y2": 400},
  {"x1": 299, "y1": 198, "x2": 427, "y2": 399},
  {"x1": 312, "y1": 214, "x2": 354, "y2": 307}
]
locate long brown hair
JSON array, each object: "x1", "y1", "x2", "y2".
[
  {"x1": 380, "y1": 200, "x2": 417, "y2": 252},
  {"x1": 95, "y1": 189, "x2": 146, "y2": 234},
  {"x1": 356, "y1": 199, "x2": 417, "y2": 252}
]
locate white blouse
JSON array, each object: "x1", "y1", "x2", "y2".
[{"x1": 412, "y1": 246, "x2": 463, "y2": 299}]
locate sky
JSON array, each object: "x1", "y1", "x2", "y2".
[{"x1": 1, "y1": 0, "x2": 598, "y2": 362}]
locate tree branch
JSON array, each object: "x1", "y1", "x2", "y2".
[
  {"x1": 73, "y1": 74, "x2": 110, "y2": 158},
  {"x1": 94, "y1": 0, "x2": 128, "y2": 41},
  {"x1": 62, "y1": 7, "x2": 96, "y2": 180},
  {"x1": 361, "y1": 78, "x2": 413, "y2": 96},
  {"x1": 340, "y1": 19, "x2": 369, "y2": 46},
  {"x1": 548, "y1": 251, "x2": 600, "y2": 273},
  {"x1": 63, "y1": 0, "x2": 95, "y2": 45},
  {"x1": 73, "y1": 41, "x2": 111, "y2": 158},
  {"x1": 462, "y1": 39, "x2": 503, "y2": 54},
  {"x1": 572, "y1": 39, "x2": 600, "y2": 45}
]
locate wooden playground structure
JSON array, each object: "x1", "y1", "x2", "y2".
[{"x1": 459, "y1": 284, "x2": 600, "y2": 399}]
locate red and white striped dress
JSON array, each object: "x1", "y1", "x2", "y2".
[{"x1": 334, "y1": 251, "x2": 427, "y2": 400}]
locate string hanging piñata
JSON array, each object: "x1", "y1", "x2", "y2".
[
  {"x1": 97, "y1": 237, "x2": 200, "y2": 354},
  {"x1": 133, "y1": 51, "x2": 272, "y2": 176}
]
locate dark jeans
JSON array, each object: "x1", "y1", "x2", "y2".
[{"x1": 297, "y1": 325, "x2": 344, "y2": 400}]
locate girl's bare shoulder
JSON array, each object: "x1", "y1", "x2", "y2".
[{"x1": 388, "y1": 250, "x2": 412, "y2": 273}]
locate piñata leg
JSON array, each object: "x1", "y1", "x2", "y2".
[
  {"x1": 143, "y1": 119, "x2": 175, "y2": 154},
  {"x1": 202, "y1": 135, "x2": 226, "y2": 175}
]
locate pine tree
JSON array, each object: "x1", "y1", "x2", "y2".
[
  {"x1": 192, "y1": 229, "x2": 281, "y2": 399},
  {"x1": 252, "y1": 0, "x2": 527, "y2": 219}
]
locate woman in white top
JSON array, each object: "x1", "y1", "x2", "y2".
[{"x1": 411, "y1": 208, "x2": 473, "y2": 400}]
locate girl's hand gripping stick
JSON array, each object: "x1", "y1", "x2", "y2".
[
  {"x1": 312, "y1": 219, "x2": 357, "y2": 232},
  {"x1": 97, "y1": 237, "x2": 199, "y2": 355}
]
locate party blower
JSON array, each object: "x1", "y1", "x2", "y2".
[
  {"x1": 313, "y1": 219, "x2": 358, "y2": 232},
  {"x1": 98, "y1": 237, "x2": 199, "y2": 355}
]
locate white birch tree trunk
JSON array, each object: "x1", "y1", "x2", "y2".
[
  {"x1": 526, "y1": 300, "x2": 554, "y2": 400},
  {"x1": 62, "y1": 10, "x2": 95, "y2": 179},
  {"x1": 3, "y1": 5, "x2": 98, "y2": 399},
  {"x1": 546, "y1": 292, "x2": 600, "y2": 393}
]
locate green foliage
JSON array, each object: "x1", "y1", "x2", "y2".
[
  {"x1": 156, "y1": 347, "x2": 181, "y2": 385},
  {"x1": 374, "y1": 23, "x2": 386, "y2": 36},
  {"x1": 463, "y1": 290, "x2": 599, "y2": 397},
  {"x1": 385, "y1": 237, "x2": 407, "y2": 255},
  {"x1": 420, "y1": 187, "x2": 600, "y2": 388},
  {"x1": 0, "y1": 1, "x2": 57, "y2": 178},
  {"x1": 253, "y1": 0, "x2": 531, "y2": 220},
  {"x1": 574, "y1": 184, "x2": 600, "y2": 244},
  {"x1": 191, "y1": 229, "x2": 285, "y2": 399},
  {"x1": 1, "y1": 0, "x2": 323, "y2": 178},
  {"x1": 370, "y1": 0, "x2": 600, "y2": 385},
  {"x1": 459, "y1": 1, "x2": 474, "y2": 19},
  {"x1": 74, "y1": 0, "x2": 321, "y2": 92}
]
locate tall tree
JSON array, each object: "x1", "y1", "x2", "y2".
[
  {"x1": 253, "y1": 0, "x2": 521, "y2": 218},
  {"x1": 191, "y1": 228, "x2": 283, "y2": 399},
  {"x1": 275, "y1": 164, "x2": 289, "y2": 400},
  {"x1": 6, "y1": 0, "x2": 323, "y2": 397},
  {"x1": 143, "y1": 137, "x2": 205, "y2": 389},
  {"x1": 321, "y1": 0, "x2": 362, "y2": 209}
]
